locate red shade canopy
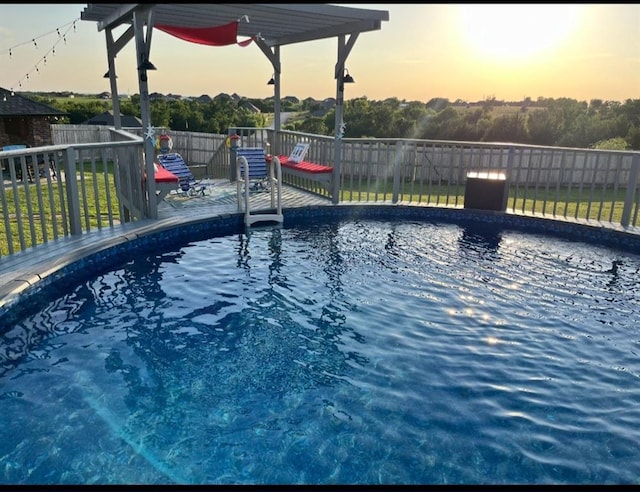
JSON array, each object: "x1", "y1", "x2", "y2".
[{"x1": 154, "y1": 21, "x2": 254, "y2": 47}]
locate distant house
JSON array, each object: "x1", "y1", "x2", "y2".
[
  {"x1": 213, "y1": 93, "x2": 233, "y2": 104},
  {"x1": 0, "y1": 87, "x2": 66, "y2": 148},
  {"x1": 82, "y1": 110, "x2": 143, "y2": 128}
]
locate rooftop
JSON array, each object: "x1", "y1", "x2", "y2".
[{"x1": 0, "y1": 87, "x2": 66, "y2": 118}]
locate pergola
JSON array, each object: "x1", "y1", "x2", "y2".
[{"x1": 80, "y1": 3, "x2": 389, "y2": 208}]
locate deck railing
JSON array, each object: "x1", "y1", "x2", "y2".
[
  {"x1": 51, "y1": 124, "x2": 227, "y2": 179},
  {"x1": 1, "y1": 128, "x2": 145, "y2": 256},
  {"x1": 1, "y1": 125, "x2": 639, "y2": 257},
  {"x1": 227, "y1": 127, "x2": 640, "y2": 229}
]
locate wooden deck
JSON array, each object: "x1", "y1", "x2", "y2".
[{"x1": 157, "y1": 179, "x2": 330, "y2": 220}]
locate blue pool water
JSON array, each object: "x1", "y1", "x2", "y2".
[{"x1": 1, "y1": 217, "x2": 640, "y2": 485}]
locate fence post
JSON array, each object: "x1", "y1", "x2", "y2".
[
  {"x1": 228, "y1": 128, "x2": 238, "y2": 182},
  {"x1": 503, "y1": 146, "x2": 515, "y2": 211},
  {"x1": 64, "y1": 147, "x2": 82, "y2": 235},
  {"x1": 392, "y1": 141, "x2": 402, "y2": 204},
  {"x1": 621, "y1": 153, "x2": 639, "y2": 228}
]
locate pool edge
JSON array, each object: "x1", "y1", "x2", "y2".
[{"x1": 2, "y1": 203, "x2": 640, "y2": 322}]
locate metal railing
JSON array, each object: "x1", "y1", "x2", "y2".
[{"x1": 2, "y1": 125, "x2": 639, "y2": 257}]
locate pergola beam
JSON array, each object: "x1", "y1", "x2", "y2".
[{"x1": 96, "y1": 4, "x2": 140, "y2": 32}]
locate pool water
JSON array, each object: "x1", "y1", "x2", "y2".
[{"x1": 1, "y1": 218, "x2": 639, "y2": 485}]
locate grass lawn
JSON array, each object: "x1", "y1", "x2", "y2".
[
  {"x1": 1, "y1": 163, "x2": 119, "y2": 256},
  {"x1": 339, "y1": 180, "x2": 629, "y2": 223}
]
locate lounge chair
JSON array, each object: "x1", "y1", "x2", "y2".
[
  {"x1": 277, "y1": 142, "x2": 333, "y2": 196},
  {"x1": 236, "y1": 147, "x2": 283, "y2": 226},
  {"x1": 156, "y1": 152, "x2": 206, "y2": 196},
  {"x1": 238, "y1": 147, "x2": 270, "y2": 192}
]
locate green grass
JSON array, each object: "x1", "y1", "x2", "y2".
[
  {"x1": 1, "y1": 163, "x2": 119, "y2": 255},
  {"x1": 50, "y1": 95, "x2": 109, "y2": 105},
  {"x1": 340, "y1": 180, "x2": 630, "y2": 223}
]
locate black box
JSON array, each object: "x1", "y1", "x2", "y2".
[{"x1": 464, "y1": 171, "x2": 507, "y2": 211}]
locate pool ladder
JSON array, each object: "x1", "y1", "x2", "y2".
[{"x1": 235, "y1": 148, "x2": 284, "y2": 227}]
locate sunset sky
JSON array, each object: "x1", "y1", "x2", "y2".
[{"x1": 1, "y1": 3, "x2": 638, "y2": 103}]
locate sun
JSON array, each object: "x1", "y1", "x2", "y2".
[{"x1": 458, "y1": 4, "x2": 580, "y2": 62}]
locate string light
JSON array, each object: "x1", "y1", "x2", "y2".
[
  {"x1": 0, "y1": 19, "x2": 78, "y2": 56},
  {"x1": 0, "y1": 18, "x2": 80, "y2": 91}
]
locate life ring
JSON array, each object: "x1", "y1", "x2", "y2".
[
  {"x1": 156, "y1": 133, "x2": 173, "y2": 153},
  {"x1": 226, "y1": 134, "x2": 240, "y2": 149}
]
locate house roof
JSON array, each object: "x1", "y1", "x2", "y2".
[
  {"x1": 83, "y1": 110, "x2": 143, "y2": 127},
  {"x1": 80, "y1": 4, "x2": 389, "y2": 47},
  {"x1": 0, "y1": 87, "x2": 67, "y2": 117}
]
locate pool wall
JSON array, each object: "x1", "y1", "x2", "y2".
[{"x1": 2, "y1": 204, "x2": 640, "y2": 326}]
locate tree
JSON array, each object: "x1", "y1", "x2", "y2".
[
  {"x1": 58, "y1": 100, "x2": 109, "y2": 124},
  {"x1": 526, "y1": 109, "x2": 560, "y2": 146},
  {"x1": 626, "y1": 125, "x2": 640, "y2": 150},
  {"x1": 593, "y1": 137, "x2": 629, "y2": 150},
  {"x1": 482, "y1": 113, "x2": 526, "y2": 144},
  {"x1": 35, "y1": 92, "x2": 639, "y2": 149},
  {"x1": 424, "y1": 106, "x2": 460, "y2": 140},
  {"x1": 425, "y1": 97, "x2": 449, "y2": 111},
  {"x1": 285, "y1": 117, "x2": 327, "y2": 135}
]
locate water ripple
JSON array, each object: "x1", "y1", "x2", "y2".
[{"x1": 1, "y1": 219, "x2": 640, "y2": 484}]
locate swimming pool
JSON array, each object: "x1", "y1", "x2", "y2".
[{"x1": 1, "y1": 208, "x2": 640, "y2": 485}]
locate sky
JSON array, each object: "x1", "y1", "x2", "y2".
[{"x1": 0, "y1": 3, "x2": 638, "y2": 103}]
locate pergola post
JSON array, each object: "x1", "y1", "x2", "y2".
[
  {"x1": 133, "y1": 8, "x2": 157, "y2": 219},
  {"x1": 255, "y1": 39, "x2": 281, "y2": 156},
  {"x1": 333, "y1": 33, "x2": 358, "y2": 205},
  {"x1": 272, "y1": 46, "x2": 281, "y2": 156},
  {"x1": 104, "y1": 28, "x2": 122, "y2": 130}
]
